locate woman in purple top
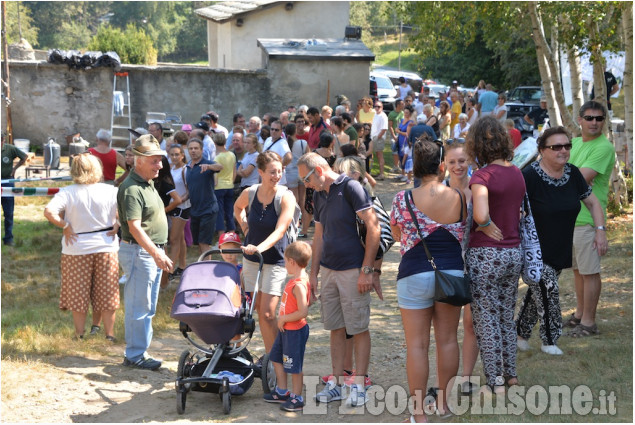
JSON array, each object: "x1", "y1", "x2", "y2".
[{"x1": 464, "y1": 116, "x2": 525, "y2": 393}]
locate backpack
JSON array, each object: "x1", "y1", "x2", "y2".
[{"x1": 247, "y1": 184, "x2": 301, "y2": 244}]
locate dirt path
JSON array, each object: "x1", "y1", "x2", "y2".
[{"x1": 0, "y1": 177, "x2": 459, "y2": 423}]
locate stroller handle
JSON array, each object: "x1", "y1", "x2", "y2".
[{"x1": 198, "y1": 248, "x2": 264, "y2": 268}]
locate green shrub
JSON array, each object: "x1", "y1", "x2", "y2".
[{"x1": 88, "y1": 24, "x2": 157, "y2": 65}]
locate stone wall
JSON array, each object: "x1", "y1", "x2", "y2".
[{"x1": 3, "y1": 61, "x2": 269, "y2": 149}]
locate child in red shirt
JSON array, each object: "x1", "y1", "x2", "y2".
[{"x1": 263, "y1": 241, "x2": 311, "y2": 412}]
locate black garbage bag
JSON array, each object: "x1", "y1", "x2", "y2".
[
  {"x1": 95, "y1": 51, "x2": 122, "y2": 71},
  {"x1": 64, "y1": 50, "x2": 82, "y2": 69},
  {"x1": 47, "y1": 49, "x2": 66, "y2": 64},
  {"x1": 80, "y1": 51, "x2": 101, "y2": 69}
]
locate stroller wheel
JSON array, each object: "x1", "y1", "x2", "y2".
[
  {"x1": 260, "y1": 353, "x2": 277, "y2": 395},
  {"x1": 221, "y1": 379, "x2": 232, "y2": 414},
  {"x1": 177, "y1": 350, "x2": 192, "y2": 387},
  {"x1": 176, "y1": 386, "x2": 187, "y2": 414}
]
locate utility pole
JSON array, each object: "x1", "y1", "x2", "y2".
[
  {"x1": 2, "y1": 1, "x2": 13, "y2": 143},
  {"x1": 398, "y1": 21, "x2": 403, "y2": 71}
]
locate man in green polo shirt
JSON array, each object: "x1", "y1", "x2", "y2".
[
  {"x1": 388, "y1": 100, "x2": 404, "y2": 174},
  {"x1": 118, "y1": 134, "x2": 173, "y2": 370},
  {"x1": 2, "y1": 136, "x2": 28, "y2": 246},
  {"x1": 566, "y1": 101, "x2": 615, "y2": 338}
]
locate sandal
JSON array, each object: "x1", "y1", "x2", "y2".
[
  {"x1": 567, "y1": 323, "x2": 599, "y2": 338},
  {"x1": 504, "y1": 376, "x2": 519, "y2": 387},
  {"x1": 563, "y1": 313, "x2": 581, "y2": 328}
]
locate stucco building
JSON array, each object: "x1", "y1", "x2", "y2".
[{"x1": 195, "y1": 1, "x2": 351, "y2": 70}]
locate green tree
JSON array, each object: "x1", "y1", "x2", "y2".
[
  {"x1": 24, "y1": 1, "x2": 111, "y2": 49},
  {"x1": 5, "y1": 1, "x2": 39, "y2": 45},
  {"x1": 87, "y1": 24, "x2": 157, "y2": 65}
]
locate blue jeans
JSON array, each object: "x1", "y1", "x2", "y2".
[
  {"x1": 215, "y1": 188, "x2": 236, "y2": 232},
  {"x1": 119, "y1": 242, "x2": 162, "y2": 362},
  {"x1": 1, "y1": 182, "x2": 15, "y2": 244}
]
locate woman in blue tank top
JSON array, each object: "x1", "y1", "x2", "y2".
[{"x1": 233, "y1": 151, "x2": 296, "y2": 354}]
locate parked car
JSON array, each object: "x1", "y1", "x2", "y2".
[
  {"x1": 505, "y1": 86, "x2": 542, "y2": 119},
  {"x1": 425, "y1": 84, "x2": 449, "y2": 99},
  {"x1": 370, "y1": 72, "x2": 398, "y2": 111},
  {"x1": 372, "y1": 68, "x2": 424, "y2": 95}
]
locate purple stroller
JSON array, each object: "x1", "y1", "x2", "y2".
[{"x1": 170, "y1": 249, "x2": 276, "y2": 414}]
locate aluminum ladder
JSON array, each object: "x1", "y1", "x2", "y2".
[{"x1": 110, "y1": 72, "x2": 132, "y2": 148}]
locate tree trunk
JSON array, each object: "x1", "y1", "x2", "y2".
[
  {"x1": 588, "y1": 18, "x2": 608, "y2": 111},
  {"x1": 621, "y1": 1, "x2": 633, "y2": 174},
  {"x1": 528, "y1": 2, "x2": 562, "y2": 128},
  {"x1": 560, "y1": 14, "x2": 583, "y2": 136}
]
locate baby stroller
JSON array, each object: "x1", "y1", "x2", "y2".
[{"x1": 170, "y1": 249, "x2": 276, "y2": 414}]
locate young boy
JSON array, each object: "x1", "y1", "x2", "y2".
[
  {"x1": 219, "y1": 231, "x2": 242, "y2": 272},
  {"x1": 263, "y1": 241, "x2": 311, "y2": 412}
]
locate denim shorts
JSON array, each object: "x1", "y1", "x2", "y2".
[
  {"x1": 397, "y1": 269, "x2": 464, "y2": 310},
  {"x1": 269, "y1": 324, "x2": 309, "y2": 374}
]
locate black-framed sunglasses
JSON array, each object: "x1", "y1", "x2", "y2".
[
  {"x1": 302, "y1": 168, "x2": 316, "y2": 184},
  {"x1": 582, "y1": 115, "x2": 605, "y2": 122},
  {"x1": 446, "y1": 138, "x2": 466, "y2": 145},
  {"x1": 545, "y1": 143, "x2": 573, "y2": 151}
]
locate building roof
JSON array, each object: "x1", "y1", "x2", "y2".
[
  {"x1": 195, "y1": 0, "x2": 282, "y2": 22},
  {"x1": 257, "y1": 38, "x2": 375, "y2": 62}
]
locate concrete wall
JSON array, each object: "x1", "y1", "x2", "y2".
[
  {"x1": 267, "y1": 58, "x2": 370, "y2": 110},
  {"x1": 3, "y1": 61, "x2": 269, "y2": 149},
  {"x1": 206, "y1": 1, "x2": 349, "y2": 69}
]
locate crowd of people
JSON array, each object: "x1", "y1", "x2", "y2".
[{"x1": 6, "y1": 87, "x2": 612, "y2": 418}]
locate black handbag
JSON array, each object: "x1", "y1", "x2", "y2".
[{"x1": 404, "y1": 190, "x2": 471, "y2": 307}]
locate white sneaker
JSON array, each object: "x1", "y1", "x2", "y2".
[
  {"x1": 517, "y1": 337, "x2": 530, "y2": 351},
  {"x1": 399, "y1": 175, "x2": 408, "y2": 182},
  {"x1": 119, "y1": 274, "x2": 128, "y2": 285},
  {"x1": 346, "y1": 384, "x2": 368, "y2": 407},
  {"x1": 315, "y1": 380, "x2": 342, "y2": 403},
  {"x1": 541, "y1": 344, "x2": 563, "y2": 355}
]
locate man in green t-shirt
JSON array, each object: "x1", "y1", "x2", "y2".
[
  {"x1": 567, "y1": 101, "x2": 615, "y2": 338},
  {"x1": 117, "y1": 134, "x2": 173, "y2": 370},
  {"x1": 387, "y1": 100, "x2": 404, "y2": 173},
  {"x1": 1, "y1": 137, "x2": 28, "y2": 246}
]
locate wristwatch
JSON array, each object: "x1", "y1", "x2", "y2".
[
  {"x1": 362, "y1": 265, "x2": 374, "y2": 275},
  {"x1": 595, "y1": 226, "x2": 606, "y2": 231}
]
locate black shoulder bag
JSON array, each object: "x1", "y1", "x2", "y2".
[{"x1": 404, "y1": 189, "x2": 471, "y2": 306}]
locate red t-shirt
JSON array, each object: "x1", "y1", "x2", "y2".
[
  {"x1": 508, "y1": 128, "x2": 522, "y2": 148},
  {"x1": 88, "y1": 148, "x2": 117, "y2": 181},
  {"x1": 278, "y1": 277, "x2": 309, "y2": 330},
  {"x1": 307, "y1": 119, "x2": 330, "y2": 150}
]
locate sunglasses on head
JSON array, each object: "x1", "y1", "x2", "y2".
[
  {"x1": 581, "y1": 115, "x2": 605, "y2": 122},
  {"x1": 446, "y1": 138, "x2": 466, "y2": 145},
  {"x1": 545, "y1": 143, "x2": 573, "y2": 151}
]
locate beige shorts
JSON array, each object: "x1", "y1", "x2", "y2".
[
  {"x1": 572, "y1": 225, "x2": 602, "y2": 275},
  {"x1": 242, "y1": 258, "x2": 288, "y2": 297},
  {"x1": 60, "y1": 252, "x2": 120, "y2": 312},
  {"x1": 372, "y1": 135, "x2": 386, "y2": 152},
  {"x1": 319, "y1": 267, "x2": 371, "y2": 335}
]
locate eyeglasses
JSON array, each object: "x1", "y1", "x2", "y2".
[
  {"x1": 545, "y1": 143, "x2": 572, "y2": 151},
  {"x1": 302, "y1": 168, "x2": 316, "y2": 184},
  {"x1": 582, "y1": 115, "x2": 605, "y2": 122},
  {"x1": 271, "y1": 128, "x2": 282, "y2": 132},
  {"x1": 446, "y1": 138, "x2": 466, "y2": 145},
  {"x1": 374, "y1": 105, "x2": 382, "y2": 109}
]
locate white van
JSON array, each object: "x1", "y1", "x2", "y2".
[{"x1": 370, "y1": 72, "x2": 399, "y2": 111}]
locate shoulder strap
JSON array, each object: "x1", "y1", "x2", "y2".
[
  {"x1": 404, "y1": 190, "x2": 437, "y2": 269},
  {"x1": 247, "y1": 184, "x2": 260, "y2": 212},
  {"x1": 272, "y1": 185, "x2": 288, "y2": 216},
  {"x1": 453, "y1": 188, "x2": 464, "y2": 222}
]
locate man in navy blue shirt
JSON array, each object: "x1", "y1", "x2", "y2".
[
  {"x1": 186, "y1": 138, "x2": 223, "y2": 255},
  {"x1": 298, "y1": 152, "x2": 380, "y2": 407}
]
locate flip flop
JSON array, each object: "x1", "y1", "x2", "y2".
[{"x1": 567, "y1": 323, "x2": 599, "y2": 338}]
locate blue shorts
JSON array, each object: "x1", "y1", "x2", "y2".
[
  {"x1": 397, "y1": 269, "x2": 464, "y2": 310},
  {"x1": 269, "y1": 324, "x2": 309, "y2": 374},
  {"x1": 190, "y1": 213, "x2": 217, "y2": 245}
]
